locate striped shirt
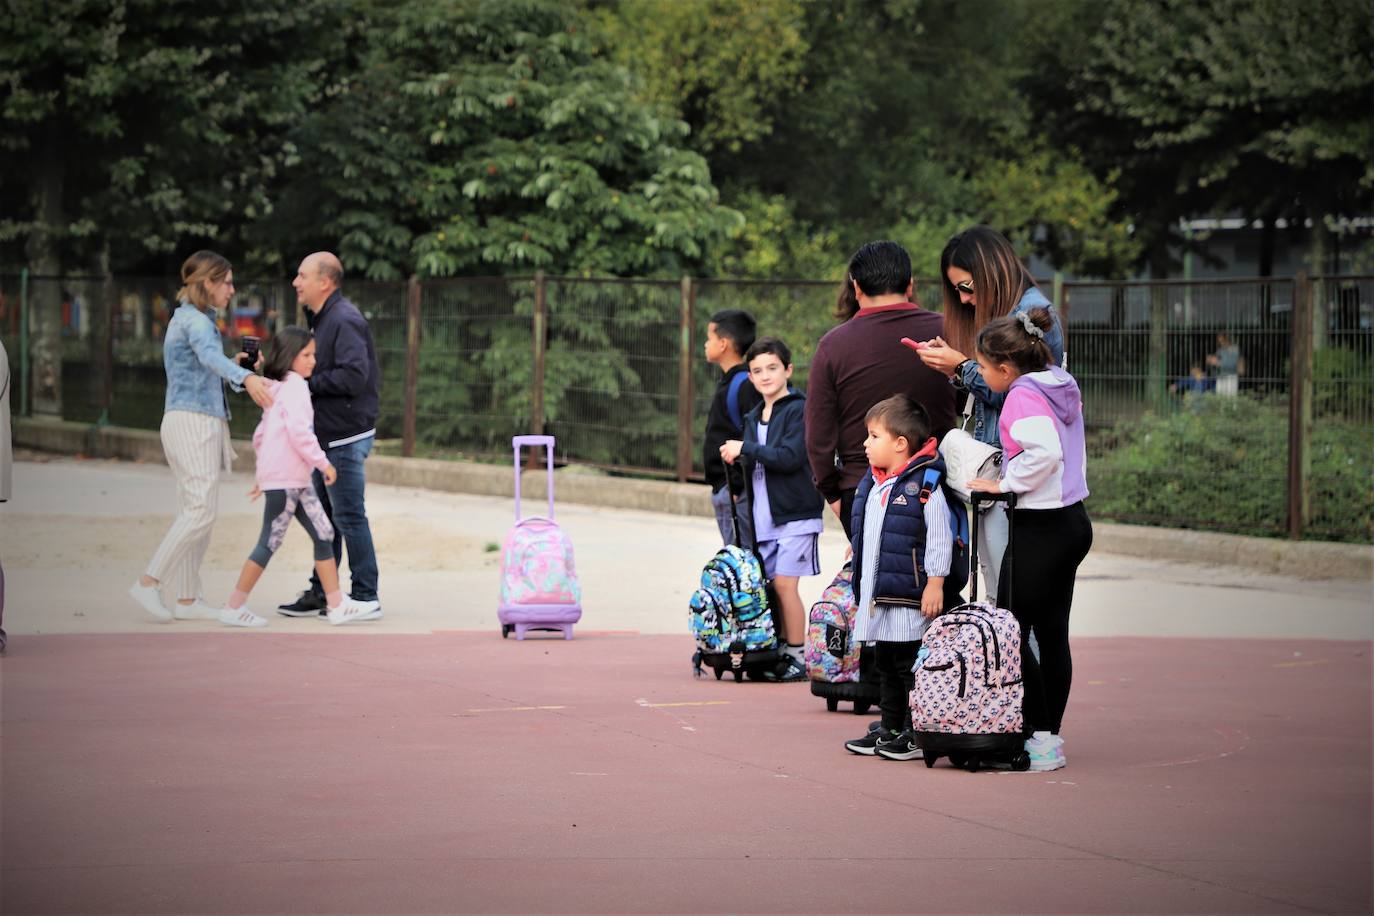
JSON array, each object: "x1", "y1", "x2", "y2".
[{"x1": 853, "y1": 478, "x2": 953, "y2": 644}]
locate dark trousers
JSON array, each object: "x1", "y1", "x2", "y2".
[
  {"x1": 306, "y1": 437, "x2": 379, "y2": 602},
  {"x1": 998, "y1": 501, "x2": 1093, "y2": 734},
  {"x1": 874, "y1": 639, "x2": 921, "y2": 733},
  {"x1": 838, "y1": 488, "x2": 856, "y2": 540}
]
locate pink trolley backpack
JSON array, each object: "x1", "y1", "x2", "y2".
[
  {"x1": 497, "y1": 435, "x2": 582, "y2": 640},
  {"x1": 911, "y1": 490, "x2": 1030, "y2": 771}
]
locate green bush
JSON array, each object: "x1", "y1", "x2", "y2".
[{"x1": 1090, "y1": 393, "x2": 1373, "y2": 543}]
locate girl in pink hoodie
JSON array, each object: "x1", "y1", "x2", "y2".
[
  {"x1": 220, "y1": 327, "x2": 371, "y2": 627},
  {"x1": 967, "y1": 307, "x2": 1093, "y2": 773}
]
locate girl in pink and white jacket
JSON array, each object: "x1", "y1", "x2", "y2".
[
  {"x1": 221, "y1": 327, "x2": 371, "y2": 627},
  {"x1": 967, "y1": 307, "x2": 1093, "y2": 772}
]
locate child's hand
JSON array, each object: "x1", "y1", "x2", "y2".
[
  {"x1": 323, "y1": 464, "x2": 338, "y2": 486},
  {"x1": 967, "y1": 477, "x2": 1001, "y2": 494},
  {"x1": 921, "y1": 579, "x2": 945, "y2": 617},
  {"x1": 248, "y1": 485, "x2": 262, "y2": 501},
  {"x1": 719, "y1": 440, "x2": 743, "y2": 464}
]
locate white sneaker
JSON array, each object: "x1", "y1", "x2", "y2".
[
  {"x1": 1025, "y1": 734, "x2": 1066, "y2": 772},
  {"x1": 327, "y1": 599, "x2": 379, "y2": 626},
  {"x1": 130, "y1": 581, "x2": 172, "y2": 622},
  {"x1": 347, "y1": 598, "x2": 383, "y2": 621},
  {"x1": 218, "y1": 606, "x2": 268, "y2": 628},
  {"x1": 172, "y1": 599, "x2": 221, "y2": 620}
]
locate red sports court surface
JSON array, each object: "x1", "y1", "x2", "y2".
[{"x1": 1, "y1": 632, "x2": 1369, "y2": 914}]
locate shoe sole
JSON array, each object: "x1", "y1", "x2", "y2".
[
  {"x1": 844, "y1": 744, "x2": 880, "y2": 756},
  {"x1": 876, "y1": 748, "x2": 924, "y2": 761},
  {"x1": 130, "y1": 585, "x2": 173, "y2": 622},
  {"x1": 276, "y1": 608, "x2": 327, "y2": 617}
]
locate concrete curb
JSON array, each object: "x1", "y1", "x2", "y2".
[{"x1": 16, "y1": 416, "x2": 1372, "y2": 582}]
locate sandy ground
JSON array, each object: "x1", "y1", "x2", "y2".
[{"x1": 1, "y1": 453, "x2": 1370, "y2": 640}]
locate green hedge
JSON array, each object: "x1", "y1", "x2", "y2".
[{"x1": 1090, "y1": 393, "x2": 1373, "y2": 543}]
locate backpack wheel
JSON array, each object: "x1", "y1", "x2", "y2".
[
  {"x1": 1011, "y1": 751, "x2": 1031, "y2": 772},
  {"x1": 853, "y1": 701, "x2": 872, "y2": 715},
  {"x1": 825, "y1": 698, "x2": 839, "y2": 712},
  {"x1": 713, "y1": 668, "x2": 724, "y2": 681},
  {"x1": 731, "y1": 669, "x2": 744, "y2": 682},
  {"x1": 923, "y1": 756, "x2": 937, "y2": 769},
  {"x1": 964, "y1": 757, "x2": 982, "y2": 773},
  {"x1": 501, "y1": 624, "x2": 512, "y2": 638}
]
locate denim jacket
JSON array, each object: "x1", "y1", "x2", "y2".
[
  {"x1": 162, "y1": 302, "x2": 250, "y2": 420},
  {"x1": 953, "y1": 287, "x2": 1065, "y2": 446}
]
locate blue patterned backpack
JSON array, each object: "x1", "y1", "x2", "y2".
[{"x1": 688, "y1": 544, "x2": 781, "y2": 680}]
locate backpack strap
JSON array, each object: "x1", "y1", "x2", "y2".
[
  {"x1": 919, "y1": 467, "x2": 941, "y2": 504},
  {"x1": 725, "y1": 371, "x2": 749, "y2": 430}
]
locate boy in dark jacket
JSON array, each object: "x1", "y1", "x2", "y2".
[
  {"x1": 842, "y1": 394, "x2": 968, "y2": 760},
  {"x1": 720, "y1": 337, "x2": 825, "y2": 682},
  {"x1": 702, "y1": 309, "x2": 762, "y2": 546}
]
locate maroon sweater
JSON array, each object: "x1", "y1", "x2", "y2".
[{"x1": 804, "y1": 302, "x2": 956, "y2": 501}]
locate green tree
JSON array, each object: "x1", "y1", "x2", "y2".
[
  {"x1": 585, "y1": 0, "x2": 809, "y2": 155},
  {"x1": 1039, "y1": 0, "x2": 1374, "y2": 274},
  {"x1": 0, "y1": 0, "x2": 336, "y2": 411},
  {"x1": 265, "y1": 0, "x2": 742, "y2": 280}
]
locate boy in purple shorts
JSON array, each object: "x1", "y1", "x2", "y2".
[{"x1": 721, "y1": 336, "x2": 826, "y2": 682}]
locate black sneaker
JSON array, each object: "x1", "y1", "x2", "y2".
[
  {"x1": 876, "y1": 729, "x2": 924, "y2": 761},
  {"x1": 845, "y1": 728, "x2": 896, "y2": 755},
  {"x1": 277, "y1": 591, "x2": 327, "y2": 617},
  {"x1": 762, "y1": 655, "x2": 806, "y2": 683}
]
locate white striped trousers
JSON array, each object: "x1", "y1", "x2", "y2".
[{"x1": 144, "y1": 410, "x2": 232, "y2": 600}]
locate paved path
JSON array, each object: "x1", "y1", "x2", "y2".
[{"x1": 1, "y1": 457, "x2": 1371, "y2": 914}]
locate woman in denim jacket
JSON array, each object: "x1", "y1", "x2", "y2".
[
  {"x1": 915, "y1": 227, "x2": 1065, "y2": 599},
  {"x1": 129, "y1": 251, "x2": 274, "y2": 626}
]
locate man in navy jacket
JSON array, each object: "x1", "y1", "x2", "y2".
[{"x1": 278, "y1": 252, "x2": 383, "y2": 619}]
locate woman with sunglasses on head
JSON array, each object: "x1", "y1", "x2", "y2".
[{"x1": 915, "y1": 226, "x2": 1064, "y2": 598}]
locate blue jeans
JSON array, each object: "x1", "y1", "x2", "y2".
[{"x1": 307, "y1": 437, "x2": 379, "y2": 602}]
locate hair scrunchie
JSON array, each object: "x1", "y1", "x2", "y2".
[{"x1": 1018, "y1": 311, "x2": 1045, "y2": 339}]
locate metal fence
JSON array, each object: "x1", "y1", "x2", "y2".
[{"x1": 1, "y1": 271, "x2": 1370, "y2": 542}]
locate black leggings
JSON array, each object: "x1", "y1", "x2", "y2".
[
  {"x1": 997, "y1": 502, "x2": 1092, "y2": 734},
  {"x1": 873, "y1": 640, "x2": 921, "y2": 733}
]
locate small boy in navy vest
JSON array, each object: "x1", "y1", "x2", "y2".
[{"x1": 843, "y1": 394, "x2": 967, "y2": 760}]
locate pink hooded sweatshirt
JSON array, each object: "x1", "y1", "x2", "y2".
[{"x1": 253, "y1": 372, "x2": 330, "y2": 490}]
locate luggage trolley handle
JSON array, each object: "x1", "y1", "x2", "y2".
[
  {"x1": 512, "y1": 435, "x2": 557, "y2": 522},
  {"x1": 969, "y1": 490, "x2": 1016, "y2": 605}
]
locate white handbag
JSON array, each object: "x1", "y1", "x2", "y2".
[{"x1": 938, "y1": 395, "x2": 1000, "y2": 501}]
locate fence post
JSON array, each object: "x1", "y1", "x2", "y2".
[
  {"x1": 1287, "y1": 271, "x2": 1313, "y2": 540},
  {"x1": 1148, "y1": 284, "x2": 1169, "y2": 409},
  {"x1": 402, "y1": 275, "x2": 421, "y2": 458},
  {"x1": 97, "y1": 269, "x2": 115, "y2": 425},
  {"x1": 19, "y1": 267, "x2": 29, "y2": 417},
  {"x1": 531, "y1": 271, "x2": 547, "y2": 445},
  {"x1": 676, "y1": 276, "x2": 695, "y2": 482}
]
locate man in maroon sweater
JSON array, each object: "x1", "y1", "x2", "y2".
[{"x1": 805, "y1": 241, "x2": 956, "y2": 538}]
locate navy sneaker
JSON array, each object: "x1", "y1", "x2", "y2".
[
  {"x1": 277, "y1": 591, "x2": 327, "y2": 617},
  {"x1": 876, "y1": 729, "x2": 924, "y2": 761},
  {"x1": 762, "y1": 655, "x2": 806, "y2": 683},
  {"x1": 845, "y1": 728, "x2": 898, "y2": 756}
]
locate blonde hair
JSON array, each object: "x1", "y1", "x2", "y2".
[{"x1": 177, "y1": 250, "x2": 232, "y2": 311}]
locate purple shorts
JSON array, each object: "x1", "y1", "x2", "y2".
[{"x1": 756, "y1": 533, "x2": 820, "y2": 579}]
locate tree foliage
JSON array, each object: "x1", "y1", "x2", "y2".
[{"x1": 264, "y1": 0, "x2": 741, "y2": 280}]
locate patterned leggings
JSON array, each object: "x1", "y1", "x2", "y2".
[{"x1": 249, "y1": 488, "x2": 335, "y2": 567}]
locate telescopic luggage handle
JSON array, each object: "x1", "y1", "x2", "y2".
[
  {"x1": 968, "y1": 490, "x2": 1016, "y2": 605},
  {"x1": 512, "y1": 435, "x2": 556, "y2": 521}
]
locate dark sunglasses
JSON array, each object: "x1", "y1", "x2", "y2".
[{"x1": 953, "y1": 280, "x2": 975, "y2": 296}]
